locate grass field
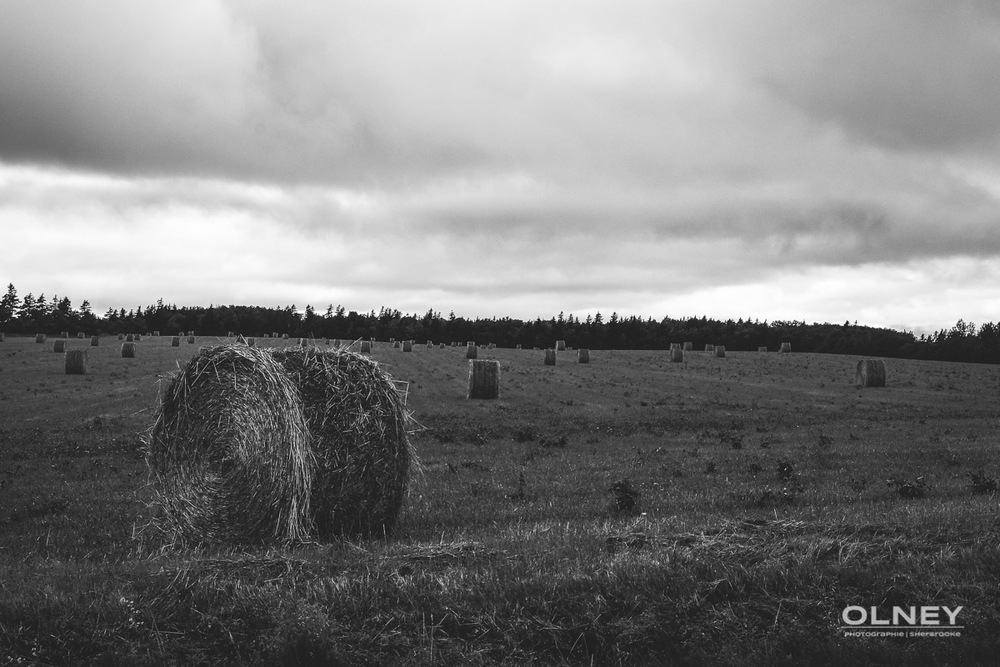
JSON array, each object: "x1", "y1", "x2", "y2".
[{"x1": 2, "y1": 335, "x2": 999, "y2": 665}]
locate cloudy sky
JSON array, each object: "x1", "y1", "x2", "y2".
[{"x1": 2, "y1": 0, "x2": 1000, "y2": 334}]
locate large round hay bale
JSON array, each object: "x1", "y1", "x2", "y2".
[
  {"x1": 578, "y1": 348, "x2": 590, "y2": 363},
  {"x1": 171, "y1": 336, "x2": 180, "y2": 347},
  {"x1": 671, "y1": 348, "x2": 684, "y2": 363},
  {"x1": 780, "y1": 342, "x2": 792, "y2": 353},
  {"x1": 91, "y1": 336, "x2": 100, "y2": 346},
  {"x1": 555, "y1": 340, "x2": 566, "y2": 351},
  {"x1": 117, "y1": 333, "x2": 124, "y2": 341},
  {"x1": 53, "y1": 339, "x2": 67, "y2": 353},
  {"x1": 77, "y1": 332, "x2": 85, "y2": 339},
  {"x1": 147, "y1": 345, "x2": 313, "y2": 545},
  {"x1": 715, "y1": 345, "x2": 726, "y2": 358},
  {"x1": 468, "y1": 359, "x2": 501, "y2": 399},
  {"x1": 758, "y1": 346, "x2": 768, "y2": 353},
  {"x1": 856, "y1": 359, "x2": 886, "y2": 388},
  {"x1": 360, "y1": 340, "x2": 372, "y2": 354},
  {"x1": 544, "y1": 348, "x2": 556, "y2": 366},
  {"x1": 466, "y1": 345, "x2": 478, "y2": 359},
  {"x1": 272, "y1": 347, "x2": 412, "y2": 538},
  {"x1": 126, "y1": 334, "x2": 135, "y2": 343},
  {"x1": 35, "y1": 333, "x2": 46, "y2": 343},
  {"x1": 402, "y1": 340, "x2": 412, "y2": 352},
  {"x1": 153, "y1": 330, "x2": 160, "y2": 337},
  {"x1": 683, "y1": 342, "x2": 693, "y2": 351},
  {"x1": 704, "y1": 344, "x2": 714, "y2": 352},
  {"x1": 121, "y1": 342, "x2": 136, "y2": 358},
  {"x1": 65, "y1": 349, "x2": 88, "y2": 375},
  {"x1": 187, "y1": 336, "x2": 195, "y2": 344}
]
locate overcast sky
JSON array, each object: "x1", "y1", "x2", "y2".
[{"x1": 2, "y1": 0, "x2": 1000, "y2": 334}]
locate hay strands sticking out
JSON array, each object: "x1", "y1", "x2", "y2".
[
  {"x1": 146, "y1": 344, "x2": 314, "y2": 546},
  {"x1": 271, "y1": 347, "x2": 415, "y2": 539}
]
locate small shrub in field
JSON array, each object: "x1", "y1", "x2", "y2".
[
  {"x1": 608, "y1": 479, "x2": 640, "y2": 515},
  {"x1": 968, "y1": 470, "x2": 998, "y2": 496},
  {"x1": 776, "y1": 458, "x2": 795, "y2": 480},
  {"x1": 887, "y1": 476, "x2": 929, "y2": 499}
]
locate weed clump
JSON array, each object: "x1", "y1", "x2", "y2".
[{"x1": 608, "y1": 479, "x2": 640, "y2": 515}]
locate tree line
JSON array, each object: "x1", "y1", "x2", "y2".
[{"x1": 1, "y1": 282, "x2": 997, "y2": 364}]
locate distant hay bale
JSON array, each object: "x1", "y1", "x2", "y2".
[
  {"x1": 704, "y1": 344, "x2": 714, "y2": 352},
  {"x1": 65, "y1": 349, "x2": 88, "y2": 375},
  {"x1": 780, "y1": 342, "x2": 792, "y2": 353},
  {"x1": 272, "y1": 347, "x2": 413, "y2": 538},
  {"x1": 153, "y1": 330, "x2": 160, "y2": 337},
  {"x1": 53, "y1": 339, "x2": 67, "y2": 353},
  {"x1": 516, "y1": 344, "x2": 522, "y2": 350},
  {"x1": 117, "y1": 333, "x2": 124, "y2": 341},
  {"x1": 126, "y1": 334, "x2": 135, "y2": 342},
  {"x1": 121, "y1": 342, "x2": 136, "y2": 358},
  {"x1": 147, "y1": 345, "x2": 313, "y2": 545},
  {"x1": 555, "y1": 340, "x2": 566, "y2": 351},
  {"x1": 439, "y1": 343, "x2": 445, "y2": 349},
  {"x1": 227, "y1": 331, "x2": 234, "y2": 338},
  {"x1": 544, "y1": 349, "x2": 556, "y2": 366},
  {"x1": 392, "y1": 341, "x2": 400, "y2": 349},
  {"x1": 671, "y1": 348, "x2": 684, "y2": 363},
  {"x1": 670, "y1": 343, "x2": 680, "y2": 351},
  {"x1": 61, "y1": 331, "x2": 69, "y2": 338},
  {"x1": 402, "y1": 340, "x2": 412, "y2": 352},
  {"x1": 488, "y1": 343, "x2": 496, "y2": 349},
  {"x1": 856, "y1": 359, "x2": 886, "y2": 388},
  {"x1": 426, "y1": 341, "x2": 433, "y2": 348},
  {"x1": 578, "y1": 348, "x2": 590, "y2": 363},
  {"x1": 468, "y1": 359, "x2": 501, "y2": 399},
  {"x1": 187, "y1": 336, "x2": 196, "y2": 344},
  {"x1": 90, "y1": 336, "x2": 100, "y2": 347},
  {"x1": 171, "y1": 336, "x2": 180, "y2": 347},
  {"x1": 282, "y1": 333, "x2": 289, "y2": 340},
  {"x1": 466, "y1": 341, "x2": 475, "y2": 348},
  {"x1": 35, "y1": 334, "x2": 46, "y2": 343},
  {"x1": 466, "y1": 345, "x2": 478, "y2": 359},
  {"x1": 135, "y1": 334, "x2": 142, "y2": 342},
  {"x1": 758, "y1": 346, "x2": 768, "y2": 353},
  {"x1": 188, "y1": 331, "x2": 195, "y2": 337},
  {"x1": 683, "y1": 342, "x2": 693, "y2": 351},
  {"x1": 360, "y1": 340, "x2": 372, "y2": 354},
  {"x1": 715, "y1": 345, "x2": 726, "y2": 358},
  {"x1": 77, "y1": 332, "x2": 85, "y2": 339}
]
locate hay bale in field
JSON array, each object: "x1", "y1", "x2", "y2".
[
  {"x1": 715, "y1": 345, "x2": 726, "y2": 358},
  {"x1": 468, "y1": 359, "x2": 501, "y2": 399},
  {"x1": 578, "y1": 348, "x2": 590, "y2": 363},
  {"x1": 683, "y1": 342, "x2": 693, "y2": 351},
  {"x1": 53, "y1": 339, "x2": 67, "y2": 353},
  {"x1": 121, "y1": 342, "x2": 136, "y2": 358},
  {"x1": 65, "y1": 349, "x2": 87, "y2": 375},
  {"x1": 555, "y1": 340, "x2": 566, "y2": 351},
  {"x1": 272, "y1": 347, "x2": 413, "y2": 538},
  {"x1": 153, "y1": 330, "x2": 160, "y2": 337},
  {"x1": 466, "y1": 345, "x2": 478, "y2": 359},
  {"x1": 60, "y1": 331, "x2": 69, "y2": 338},
  {"x1": 758, "y1": 346, "x2": 768, "y2": 352},
  {"x1": 171, "y1": 336, "x2": 180, "y2": 347},
  {"x1": 402, "y1": 340, "x2": 412, "y2": 352},
  {"x1": 704, "y1": 344, "x2": 714, "y2": 352},
  {"x1": 466, "y1": 341, "x2": 475, "y2": 348},
  {"x1": 0, "y1": 332, "x2": 5, "y2": 342},
  {"x1": 780, "y1": 342, "x2": 791, "y2": 353},
  {"x1": 117, "y1": 333, "x2": 124, "y2": 341},
  {"x1": 671, "y1": 348, "x2": 684, "y2": 363},
  {"x1": 439, "y1": 343, "x2": 445, "y2": 349},
  {"x1": 392, "y1": 340, "x2": 400, "y2": 349},
  {"x1": 135, "y1": 334, "x2": 142, "y2": 342},
  {"x1": 90, "y1": 336, "x2": 99, "y2": 346},
  {"x1": 147, "y1": 345, "x2": 313, "y2": 545},
  {"x1": 77, "y1": 332, "x2": 85, "y2": 339},
  {"x1": 360, "y1": 340, "x2": 372, "y2": 354},
  {"x1": 282, "y1": 333, "x2": 289, "y2": 340},
  {"x1": 544, "y1": 349, "x2": 556, "y2": 366},
  {"x1": 516, "y1": 344, "x2": 522, "y2": 350},
  {"x1": 35, "y1": 334, "x2": 46, "y2": 343},
  {"x1": 187, "y1": 336, "x2": 196, "y2": 344},
  {"x1": 427, "y1": 341, "x2": 433, "y2": 348},
  {"x1": 670, "y1": 343, "x2": 680, "y2": 351},
  {"x1": 126, "y1": 334, "x2": 135, "y2": 342},
  {"x1": 856, "y1": 359, "x2": 886, "y2": 388}
]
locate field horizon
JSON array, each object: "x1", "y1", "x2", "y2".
[{"x1": 2, "y1": 334, "x2": 999, "y2": 665}]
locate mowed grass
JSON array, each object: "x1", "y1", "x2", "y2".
[{"x1": 2, "y1": 335, "x2": 1000, "y2": 665}]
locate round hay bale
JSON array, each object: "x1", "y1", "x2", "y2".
[
  {"x1": 468, "y1": 359, "x2": 501, "y2": 399},
  {"x1": 77, "y1": 332, "x2": 85, "y2": 339},
  {"x1": 153, "y1": 330, "x2": 160, "y2": 337},
  {"x1": 402, "y1": 340, "x2": 412, "y2": 352},
  {"x1": 135, "y1": 334, "x2": 142, "y2": 342},
  {"x1": 758, "y1": 346, "x2": 768, "y2": 352},
  {"x1": 670, "y1": 343, "x2": 681, "y2": 351},
  {"x1": 0, "y1": 332, "x2": 5, "y2": 342},
  {"x1": 360, "y1": 340, "x2": 372, "y2": 354},
  {"x1": 426, "y1": 341, "x2": 433, "y2": 348},
  {"x1": 466, "y1": 345, "x2": 478, "y2": 360},
  {"x1": 544, "y1": 348, "x2": 556, "y2": 366},
  {"x1": 117, "y1": 333, "x2": 124, "y2": 341},
  {"x1": 126, "y1": 334, "x2": 135, "y2": 342},
  {"x1": 671, "y1": 348, "x2": 684, "y2": 363},
  {"x1": 35, "y1": 333, "x2": 46, "y2": 343},
  {"x1": 516, "y1": 344, "x2": 522, "y2": 350},
  {"x1": 91, "y1": 336, "x2": 100, "y2": 346},
  {"x1": 121, "y1": 342, "x2": 136, "y2": 358},
  {"x1": 555, "y1": 340, "x2": 566, "y2": 351},
  {"x1": 61, "y1": 331, "x2": 69, "y2": 338},
  {"x1": 704, "y1": 344, "x2": 714, "y2": 352},
  {"x1": 53, "y1": 339, "x2": 67, "y2": 353},
  {"x1": 147, "y1": 345, "x2": 314, "y2": 545},
  {"x1": 65, "y1": 349, "x2": 88, "y2": 375},
  {"x1": 578, "y1": 348, "x2": 590, "y2": 363},
  {"x1": 171, "y1": 336, "x2": 180, "y2": 347},
  {"x1": 715, "y1": 345, "x2": 726, "y2": 358},
  {"x1": 439, "y1": 343, "x2": 445, "y2": 349},
  {"x1": 187, "y1": 336, "x2": 196, "y2": 344},
  {"x1": 683, "y1": 342, "x2": 693, "y2": 351},
  {"x1": 271, "y1": 347, "x2": 412, "y2": 538},
  {"x1": 780, "y1": 342, "x2": 792, "y2": 353},
  {"x1": 856, "y1": 359, "x2": 886, "y2": 388},
  {"x1": 392, "y1": 340, "x2": 400, "y2": 349},
  {"x1": 466, "y1": 341, "x2": 475, "y2": 348},
  {"x1": 281, "y1": 333, "x2": 289, "y2": 340}
]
